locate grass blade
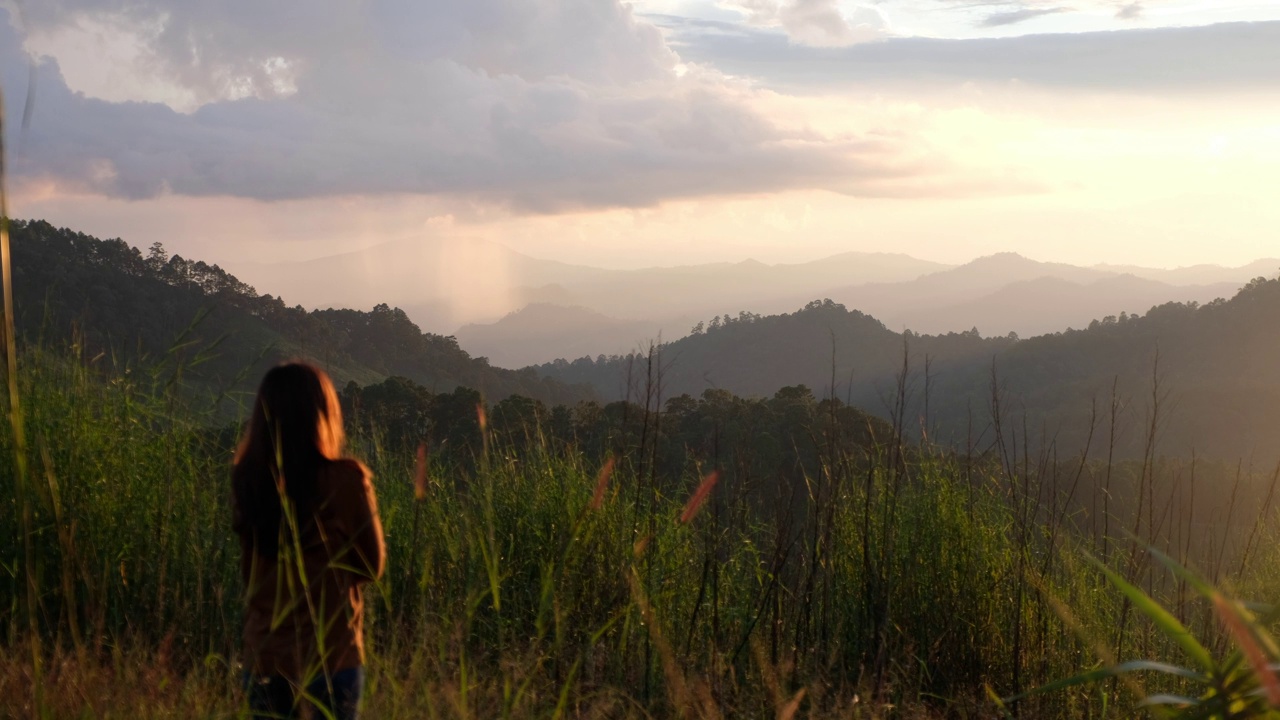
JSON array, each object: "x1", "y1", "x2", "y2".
[
  {"x1": 1005, "y1": 660, "x2": 1209, "y2": 703},
  {"x1": 1087, "y1": 555, "x2": 1215, "y2": 674}
]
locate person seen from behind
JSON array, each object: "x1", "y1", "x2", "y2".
[{"x1": 232, "y1": 362, "x2": 386, "y2": 719}]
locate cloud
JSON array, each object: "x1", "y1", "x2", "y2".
[
  {"x1": 15, "y1": 0, "x2": 677, "y2": 96},
  {"x1": 980, "y1": 7, "x2": 1070, "y2": 28},
  {"x1": 916, "y1": 0, "x2": 1160, "y2": 29},
  {"x1": 1116, "y1": 2, "x2": 1144, "y2": 20},
  {"x1": 662, "y1": 18, "x2": 1280, "y2": 92},
  {"x1": 0, "y1": 1, "x2": 934, "y2": 211},
  {"x1": 781, "y1": 0, "x2": 863, "y2": 45},
  {"x1": 721, "y1": 0, "x2": 889, "y2": 47}
]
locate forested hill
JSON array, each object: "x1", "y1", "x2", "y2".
[
  {"x1": 932, "y1": 275, "x2": 1280, "y2": 461},
  {"x1": 536, "y1": 280, "x2": 1280, "y2": 462},
  {"x1": 536, "y1": 299, "x2": 1016, "y2": 411},
  {"x1": 8, "y1": 219, "x2": 593, "y2": 406}
]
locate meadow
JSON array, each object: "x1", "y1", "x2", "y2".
[
  {"x1": 3, "y1": 6, "x2": 1280, "y2": 718},
  {"x1": 3, "y1": 339, "x2": 1280, "y2": 719}
]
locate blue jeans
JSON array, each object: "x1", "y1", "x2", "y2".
[{"x1": 243, "y1": 666, "x2": 364, "y2": 720}]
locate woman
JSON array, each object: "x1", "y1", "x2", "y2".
[{"x1": 232, "y1": 362, "x2": 386, "y2": 720}]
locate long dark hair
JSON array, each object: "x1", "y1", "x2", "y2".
[{"x1": 232, "y1": 361, "x2": 346, "y2": 560}]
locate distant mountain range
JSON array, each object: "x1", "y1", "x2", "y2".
[
  {"x1": 807, "y1": 253, "x2": 1249, "y2": 338},
  {"x1": 232, "y1": 239, "x2": 1276, "y2": 369},
  {"x1": 455, "y1": 252, "x2": 1270, "y2": 367},
  {"x1": 537, "y1": 275, "x2": 1280, "y2": 462},
  {"x1": 232, "y1": 236, "x2": 949, "y2": 331},
  {"x1": 18, "y1": 217, "x2": 1280, "y2": 462},
  {"x1": 1095, "y1": 259, "x2": 1280, "y2": 285}
]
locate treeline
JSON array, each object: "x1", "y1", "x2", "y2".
[
  {"x1": 936, "y1": 273, "x2": 1280, "y2": 460},
  {"x1": 343, "y1": 371, "x2": 892, "y2": 504},
  {"x1": 343, "y1": 364, "x2": 1279, "y2": 578},
  {"x1": 9, "y1": 219, "x2": 592, "y2": 406},
  {"x1": 537, "y1": 280, "x2": 1280, "y2": 462}
]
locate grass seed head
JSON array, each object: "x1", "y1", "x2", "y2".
[
  {"x1": 680, "y1": 470, "x2": 719, "y2": 524},
  {"x1": 591, "y1": 456, "x2": 615, "y2": 511}
]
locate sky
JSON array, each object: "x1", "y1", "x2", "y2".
[{"x1": 1, "y1": 0, "x2": 1279, "y2": 273}]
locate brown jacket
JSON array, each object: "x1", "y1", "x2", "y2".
[{"x1": 237, "y1": 459, "x2": 385, "y2": 680}]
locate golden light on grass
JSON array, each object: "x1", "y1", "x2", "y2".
[
  {"x1": 413, "y1": 442, "x2": 429, "y2": 501},
  {"x1": 679, "y1": 471, "x2": 719, "y2": 524},
  {"x1": 590, "y1": 456, "x2": 615, "y2": 510},
  {"x1": 1212, "y1": 593, "x2": 1280, "y2": 707},
  {"x1": 779, "y1": 688, "x2": 807, "y2": 720},
  {"x1": 1, "y1": 78, "x2": 45, "y2": 707},
  {"x1": 633, "y1": 533, "x2": 652, "y2": 558}
]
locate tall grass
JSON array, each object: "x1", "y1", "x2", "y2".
[{"x1": 3, "y1": 340, "x2": 1280, "y2": 718}]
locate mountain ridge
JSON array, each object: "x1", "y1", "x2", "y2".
[
  {"x1": 228, "y1": 236, "x2": 1276, "y2": 359},
  {"x1": 534, "y1": 275, "x2": 1280, "y2": 462},
  {"x1": 455, "y1": 253, "x2": 1263, "y2": 367},
  {"x1": 9, "y1": 219, "x2": 594, "y2": 407}
]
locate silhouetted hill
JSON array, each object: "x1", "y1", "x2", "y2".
[
  {"x1": 787, "y1": 252, "x2": 1113, "y2": 312},
  {"x1": 536, "y1": 300, "x2": 1015, "y2": 411},
  {"x1": 234, "y1": 239, "x2": 1271, "y2": 371},
  {"x1": 459, "y1": 252, "x2": 1259, "y2": 365},
  {"x1": 537, "y1": 275, "x2": 1280, "y2": 461},
  {"x1": 924, "y1": 275, "x2": 1280, "y2": 461},
  {"x1": 9, "y1": 219, "x2": 593, "y2": 406}
]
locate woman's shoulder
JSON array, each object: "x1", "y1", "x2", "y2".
[{"x1": 322, "y1": 457, "x2": 372, "y2": 490}]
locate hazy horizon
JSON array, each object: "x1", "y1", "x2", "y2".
[{"x1": 203, "y1": 235, "x2": 1280, "y2": 275}]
